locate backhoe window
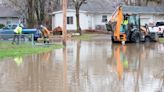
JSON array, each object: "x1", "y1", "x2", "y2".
[{"x1": 128, "y1": 15, "x2": 139, "y2": 26}]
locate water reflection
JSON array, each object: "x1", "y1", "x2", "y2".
[
  {"x1": 0, "y1": 37, "x2": 164, "y2": 92},
  {"x1": 109, "y1": 43, "x2": 164, "y2": 92},
  {"x1": 14, "y1": 56, "x2": 23, "y2": 66},
  {"x1": 63, "y1": 42, "x2": 68, "y2": 92},
  {"x1": 113, "y1": 45, "x2": 127, "y2": 80}
]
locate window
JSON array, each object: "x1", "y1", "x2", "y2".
[
  {"x1": 67, "y1": 16, "x2": 73, "y2": 24},
  {"x1": 6, "y1": 20, "x2": 11, "y2": 25},
  {"x1": 102, "y1": 15, "x2": 107, "y2": 22}
]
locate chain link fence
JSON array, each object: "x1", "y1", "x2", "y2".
[{"x1": 0, "y1": 34, "x2": 34, "y2": 46}]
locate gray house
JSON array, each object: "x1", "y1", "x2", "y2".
[
  {"x1": 52, "y1": 0, "x2": 164, "y2": 30},
  {"x1": 0, "y1": 5, "x2": 21, "y2": 25}
]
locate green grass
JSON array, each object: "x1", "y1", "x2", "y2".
[
  {"x1": 159, "y1": 38, "x2": 164, "y2": 42},
  {"x1": 0, "y1": 42, "x2": 63, "y2": 59},
  {"x1": 72, "y1": 34, "x2": 93, "y2": 40}
]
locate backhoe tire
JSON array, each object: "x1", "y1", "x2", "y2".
[
  {"x1": 154, "y1": 33, "x2": 159, "y2": 42},
  {"x1": 111, "y1": 35, "x2": 118, "y2": 43},
  {"x1": 131, "y1": 32, "x2": 140, "y2": 43},
  {"x1": 162, "y1": 32, "x2": 164, "y2": 37},
  {"x1": 145, "y1": 36, "x2": 151, "y2": 43},
  {"x1": 111, "y1": 36, "x2": 115, "y2": 43}
]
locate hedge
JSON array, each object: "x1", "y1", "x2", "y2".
[{"x1": 0, "y1": 24, "x2": 5, "y2": 29}]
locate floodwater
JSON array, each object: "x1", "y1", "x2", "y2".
[{"x1": 0, "y1": 34, "x2": 164, "y2": 92}]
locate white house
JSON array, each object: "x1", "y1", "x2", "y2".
[
  {"x1": 0, "y1": 5, "x2": 21, "y2": 25},
  {"x1": 51, "y1": 0, "x2": 164, "y2": 31},
  {"x1": 52, "y1": 9, "x2": 112, "y2": 31}
]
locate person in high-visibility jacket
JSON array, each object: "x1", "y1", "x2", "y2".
[
  {"x1": 123, "y1": 19, "x2": 128, "y2": 25},
  {"x1": 40, "y1": 25, "x2": 50, "y2": 44},
  {"x1": 121, "y1": 15, "x2": 129, "y2": 33},
  {"x1": 12, "y1": 24, "x2": 23, "y2": 44},
  {"x1": 123, "y1": 14, "x2": 129, "y2": 25}
]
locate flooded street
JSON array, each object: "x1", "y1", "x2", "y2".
[{"x1": 0, "y1": 34, "x2": 164, "y2": 92}]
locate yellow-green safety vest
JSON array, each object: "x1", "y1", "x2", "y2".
[
  {"x1": 123, "y1": 20, "x2": 128, "y2": 25},
  {"x1": 14, "y1": 26, "x2": 22, "y2": 34}
]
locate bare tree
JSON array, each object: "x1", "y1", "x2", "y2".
[
  {"x1": 72, "y1": 0, "x2": 86, "y2": 35},
  {"x1": 5, "y1": 0, "x2": 59, "y2": 28},
  {"x1": 146, "y1": 0, "x2": 162, "y2": 6},
  {"x1": 124, "y1": 0, "x2": 163, "y2": 6},
  {"x1": 137, "y1": 0, "x2": 141, "y2": 6},
  {"x1": 123, "y1": 0, "x2": 128, "y2": 5},
  {"x1": 26, "y1": 0, "x2": 35, "y2": 28},
  {"x1": 131, "y1": 0, "x2": 164, "y2": 6},
  {"x1": 5, "y1": 0, "x2": 36, "y2": 28},
  {"x1": 34, "y1": 0, "x2": 46, "y2": 25}
]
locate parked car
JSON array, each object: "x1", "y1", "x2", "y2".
[
  {"x1": 0, "y1": 24, "x2": 41, "y2": 40},
  {"x1": 148, "y1": 22, "x2": 164, "y2": 37}
]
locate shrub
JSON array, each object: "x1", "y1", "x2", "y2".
[{"x1": 0, "y1": 24, "x2": 5, "y2": 29}]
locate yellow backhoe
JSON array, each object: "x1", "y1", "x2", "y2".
[{"x1": 106, "y1": 6, "x2": 159, "y2": 43}]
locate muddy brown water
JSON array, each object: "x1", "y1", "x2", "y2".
[{"x1": 0, "y1": 34, "x2": 164, "y2": 92}]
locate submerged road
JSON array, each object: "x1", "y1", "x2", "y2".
[{"x1": 0, "y1": 34, "x2": 164, "y2": 92}]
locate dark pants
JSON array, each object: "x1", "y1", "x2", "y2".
[
  {"x1": 12, "y1": 33, "x2": 20, "y2": 44},
  {"x1": 34, "y1": 37, "x2": 38, "y2": 42},
  {"x1": 43, "y1": 36, "x2": 49, "y2": 44}
]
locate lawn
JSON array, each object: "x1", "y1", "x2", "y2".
[
  {"x1": 159, "y1": 38, "x2": 164, "y2": 42},
  {"x1": 0, "y1": 42, "x2": 63, "y2": 59}
]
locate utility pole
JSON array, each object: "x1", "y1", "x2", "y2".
[{"x1": 62, "y1": 0, "x2": 67, "y2": 46}]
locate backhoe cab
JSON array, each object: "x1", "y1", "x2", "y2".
[{"x1": 106, "y1": 6, "x2": 159, "y2": 43}]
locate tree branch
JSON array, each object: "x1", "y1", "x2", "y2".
[
  {"x1": 72, "y1": 0, "x2": 76, "y2": 3},
  {"x1": 79, "y1": 0, "x2": 85, "y2": 7},
  {"x1": 72, "y1": 0, "x2": 77, "y2": 7}
]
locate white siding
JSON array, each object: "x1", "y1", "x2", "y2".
[
  {"x1": 0, "y1": 17, "x2": 19, "y2": 25},
  {"x1": 95, "y1": 14, "x2": 103, "y2": 25},
  {"x1": 52, "y1": 15, "x2": 55, "y2": 29},
  {"x1": 87, "y1": 14, "x2": 94, "y2": 29},
  {"x1": 94, "y1": 14, "x2": 111, "y2": 30},
  {"x1": 94, "y1": 14, "x2": 111, "y2": 25},
  {"x1": 140, "y1": 14, "x2": 164, "y2": 25},
  {"x1": 154, "y1": 15, "x2": 164, "y2": 22},
  {"x1": 80, "y1": 12, "x2": 88, "y2": 30},
  {"x1": 52, "y1": 10, "x2": 88, "y2": 31},
  {"x1": 52, "y1": 10, "x2": 164, "y2": 31},
  {"x1": 140, "y1": 14, "x2": 154, "y2": 26},
  {"x1": 66, "y1": 12, "x2": 75, "y2": 30},
  {"x1": 92, "y1": 15, "x2": 95, "y2": 29},
  {"x1": 54, "y1": 13, "x2": 63, "y2": 29}
]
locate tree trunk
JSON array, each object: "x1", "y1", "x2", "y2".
[
  {"x1": 146, "y1": 0, "x2": 149, "y2": 5},
  {"x1": 35, "y1": 0, "x2": 41, "y2": 25},
  {"x1": 40, "y1": 0, "x2": 45, "y2": 25},
  {"x1": 34, "y1": 0, "x2": 46, "y2": 25},
  {"x1": 76, "y1": 7, "x2": 82, "y2": 35},
  {"x1": 26, "y1": 0, "x2": 35, "y2": 28},
  {"x1": 138, "y1": 0, "x2": 141, "y2": 6},
  {"x1": 124, "y1": 0, "x2": 128, "y2": 5}
]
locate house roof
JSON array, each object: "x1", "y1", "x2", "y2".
[
  {"x1": 122, "y1": 6, "x2": 164, "y2": 14},
  {"x1": 80, "y1": 2, "x2": 164, "y2": 14},
  {"x1": 0, "y1": 5, "x2": 20, "y2": 18},
  {"x1": 79, "y1": 0, "x2": 115, "y2": 14},
  {"x1": 52, "y1": 9, "x2": 87, "y2": 14},
  {"x1": 55, "y1": 0, "x2": 164, "y2": 14}
]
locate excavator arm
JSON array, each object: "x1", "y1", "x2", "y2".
[{"x1": 107, "y1": 6, "x2": 126, "y2": 42}]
